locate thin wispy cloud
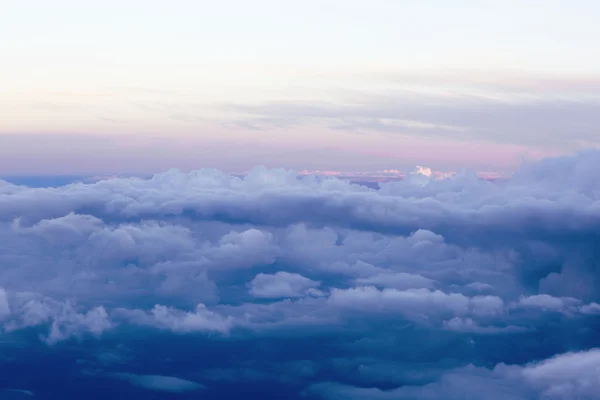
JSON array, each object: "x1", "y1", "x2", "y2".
[{"x1": 224, "y1": 87, "x2": 600, "y2": 150}]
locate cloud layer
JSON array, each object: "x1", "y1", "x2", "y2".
[{"x1": 1, "y1": 151, "x2": 600, "y2": 398}]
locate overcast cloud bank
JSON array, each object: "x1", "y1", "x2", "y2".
[{"x1": 1, "y1": 150, "x2": 600, "y2": 398}]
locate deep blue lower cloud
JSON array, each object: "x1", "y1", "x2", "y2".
[{"x1": 1, "y1": 151, "x2": 600, "y2": 399}]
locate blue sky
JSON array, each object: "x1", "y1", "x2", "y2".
[{"x1": 1, "y1": 0, "x2": 600, "y2": 174}]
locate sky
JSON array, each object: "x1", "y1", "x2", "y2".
[
  {"x1": 2, "y1": 0, "x2": 600, "y2": 175},
  {"x1": 2, "y1": 2, "x2": 600, "y2": 399}
]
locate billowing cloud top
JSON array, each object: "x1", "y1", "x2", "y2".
[{"x1": 1, "y1": 151, "x2": 600, "y2": 399}]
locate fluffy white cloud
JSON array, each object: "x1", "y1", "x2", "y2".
[
  {"x1": 309, "y1": 348, "x2": 600, "y2": 400},
  {"x1": 248, "y1": 272, "x2": 323, "y2": 299},
  {"x1": 523, "y1": 349, "x2": 600, "y2": 399},
  {"x1": 328, "y1": 286, "x2": 471, "y2": 317},
  {"x1": 518, "y1": 294, "x2": 579, "y2": 312},
  {"x1": 3, "y1": 295, "x2": 112, "y2": 344},
  {"x1": 115, "y1": 304, "x2": 233, "y2": 334}
]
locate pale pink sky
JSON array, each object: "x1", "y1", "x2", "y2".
[{"x1": 1, "y1": 0, "x2": 599, "y2": 176}]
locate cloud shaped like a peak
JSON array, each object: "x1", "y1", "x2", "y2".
[{"x1": 1, "y1": 150, "x2": 600, "y2": 398}]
